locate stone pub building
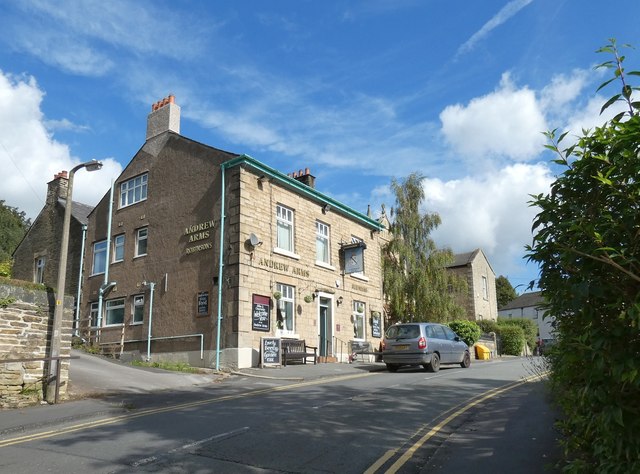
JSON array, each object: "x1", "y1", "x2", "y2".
[{"x1": 81, "y1": 96, "x2": 387, "y2": 369}]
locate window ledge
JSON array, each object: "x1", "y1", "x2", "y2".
[
  {"x1": 130, "y1": 322, "x2": 143, "y2": 326},
  {"x1": 315, "y1": 261, "x2": 335, "y2": 271},
  {"x1": 349, "y1": 273, "x2": 369, "y2": 282},
  {"x1": 272, "y1": 248, "x2": 300, "y2": 260},
  {"x1": 133, "y1": 254, "x2": 147, "y2": 259}
]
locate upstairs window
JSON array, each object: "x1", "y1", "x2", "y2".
[
  {"x1": 135, "y1": 228, "x2": 148, "y2": 257},
  {"x1": 276, "y1": 204, "x2": 294, "y2": 253},
  {"x1": 120, "y1": 173, "x2": 148, "y2": 208},
  {"x1": 92, "y1": 240, "x2": 107, "y2": 275},
  {"x1": 316, "y1": 221, "x2": 330, "y2": 264},
  {"x1": 482, "y1": 276, "x2": 488, "y2": 300},
  {"x1": 113, "y1": 234, "x2": 125, "y2": 262},
  {"x1": 34, "y1": 257, "x2": 45, "y2": 284}
]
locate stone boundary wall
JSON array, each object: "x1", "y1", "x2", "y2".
[{"x1": 0, "y1": 282, "x2": 73, "y2": 408}]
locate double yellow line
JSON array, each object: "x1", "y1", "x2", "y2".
[{"x1": 365, "y1": 372, "x2": 549, "y2": 474}]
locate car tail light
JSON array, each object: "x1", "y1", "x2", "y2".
[{"x1": 418, "y1": 336, "x2": 427, "y2": 349}]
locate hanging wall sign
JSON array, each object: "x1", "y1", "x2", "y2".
[
  {"x1": 252, "y1": 294, "x2": 271, "y2": 332},
  {"x1": 342, "y1": 242, "x2": 366, "y2": 274}
]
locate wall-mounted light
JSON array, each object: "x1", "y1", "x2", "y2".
[
  {"x1": 257, "y1": 175, "x2": 267, "y2": 184},
  {"x1": 337, "y1": 296, "x2": 343, "y2": 306},
  {"x1": 322, "y1": 204, "x2": 331, "y2": 214},
  {"x1": 248, "y1": 233, "x2": 263, "y2": 248}
]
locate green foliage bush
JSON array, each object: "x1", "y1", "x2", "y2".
[
  {"x1": 526, "y1": 40, "x2": 640, "y2": 472},
  {"x1": 498, "y1": 325, "x2": 524, "y2": 355},
  {"x1": 0, "y1": 260, "x2": 11, "y2": 278},
  {"x1": 498, "y1": 317, "x2": 537, "y2": 351},
  {"x1": 448, "y1": 320, "x2": 481, "y2": 346},
  {"x1": 477, "y1": 319, "x2": 499, "y2": 334}
]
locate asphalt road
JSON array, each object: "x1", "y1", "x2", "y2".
[{"x1": 0, "y1": 354, "x2": 561, "y2": 473}]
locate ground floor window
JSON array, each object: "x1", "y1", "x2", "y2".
[
  {"x1": 132, "y1": 295, "x2": 144, "y2": 324},
  {"x1": 353, "y1": 301, "x2": 365, "y2": 340},
  {"x1": 90, "y1": 302, "x2": 99, "y2": 327},
  {"x1": 105, "y1": 298, "x2": 125, "y2": 325},
  {"x1": 276, "y1": 283, "x2": 295, "y2": 335}
]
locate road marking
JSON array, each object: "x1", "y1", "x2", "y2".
[
  {"x1": 0, "y1": 372, "x2": 377, "y2": 448},
  {"x1": 364, "y1": 449, "x2": 397, "y2": 474},
  {"x1": 370, "y1": 372, "x2": 549, "y2": 473}
]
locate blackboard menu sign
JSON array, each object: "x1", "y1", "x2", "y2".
[
  {"x1": 371, "y1": 312, "x2": 382, "y2": 338},
  {"x1": 197, "y1": 291, "x2": 209, "y2": 316},
  {"x1": 261, "y1": 337, "x2": 281, "y2": 367},
  {"x1": 252, "y1": 294, "x2": 270, "y2": 332}
]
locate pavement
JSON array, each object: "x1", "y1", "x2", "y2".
[{"x1": 0, "y1": 351, "x2": 562, "y2": 472}]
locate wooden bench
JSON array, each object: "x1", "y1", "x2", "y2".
[{"x1": 282, "y1": 339, "x2": 317, "y2": 366}]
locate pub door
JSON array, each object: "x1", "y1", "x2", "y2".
[{"x1": 318, "y1": 297, "x2": 333, "y2": 357}]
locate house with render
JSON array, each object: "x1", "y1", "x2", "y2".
[
  {"x1": 79, "y1": 96, "x2": 388, "y2": 369},
  {"x1": 498, "y1": 291, "x2": 554, "y2": 342},
  {"x1": 446, "y1": 248, "x2": 498, "y2": 321}
]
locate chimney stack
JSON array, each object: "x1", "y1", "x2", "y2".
[
  {"x1": 146, "y1": 94, "x2": 180, "y2": 140},
  {"x1": 47, "y1": 171, "x2": 69, "y2": 205},
  {"x1": 289, "y1": 167, "x2": 315, "y2": 189}
]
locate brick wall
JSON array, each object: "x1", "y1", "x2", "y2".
[{"x1": 0, "y1": 282, "x2": 73, "y2": 408}]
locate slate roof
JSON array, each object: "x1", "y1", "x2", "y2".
[
  {"x1": 448, "y1": 249, "x2": 480, "y2": 267},
  {"x1": 59, "y1": 198, "x2": 93, "y2": 225},
  {"x1": 499, "y1": 291, "x2": 544, "y2": 311}
]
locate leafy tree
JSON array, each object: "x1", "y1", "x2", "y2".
[
  {"x1": 526, "y1": 39, "x2": 640, "y2": 473},
  {"x1": 0, "y1": 200, "x2": 31, "y2": 274},
  {"x1": 382, "y1": 172, "x2": 466, "y2": 324},
  {"x1": 495, "y1": 275, "x2": 517, "y2": 308}
]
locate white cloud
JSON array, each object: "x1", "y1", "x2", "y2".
[
  {"x1": 422, "y1": 163, "x2": 554, "y2": 284},
  {"x1": 0, "y1": 71, "x2": 121, "y2": 220},
  {"x1": 440, "y1": 73, "x2": 547, "y2": 161}
]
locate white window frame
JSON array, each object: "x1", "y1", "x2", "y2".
[
  {"x1": 316, "y1": 221, "x2": 331, "y2": 266},
  {"x1": 132, "y1": 295, "x2": 144, "y2": 324},
  {"x1": 34, "y1": 256, "x2": 45, "y2": 284},
  {"x1": 113, "y1": 234, "x2": 125, "y2": 262},
  {"x1": 120, "y1": 173, "x2": 148, "y2": 208},
  {"x1": 105, "y1": 298, "x2": 125, "y2": 326},
  {"x1": 135, "y1": 228, "x2": 148, "y2": 257},
  {"x1": 353, "y1": 301, "x2": 366, "y2": 341},
  {"x1": 92, "y1": 240, "x2": 107, "y2": 275},
  {"x1": 276, "y1": 283, "x2": 296, "y2": 336},
  {"x1": 276, "y1": 204, "x2": 294, "y2": 254}
]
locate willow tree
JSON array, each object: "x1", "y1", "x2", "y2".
[{"x1": 382, "y1": 172, "x2": 466, "y2": 324}]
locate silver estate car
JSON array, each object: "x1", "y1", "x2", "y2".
[{"x1": 382, "y1": 322, "x2": 471, "y2": 372}]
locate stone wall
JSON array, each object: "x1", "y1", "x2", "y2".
[{"x1": 0, "y1": 282, "x2": 73, "y2": 408}]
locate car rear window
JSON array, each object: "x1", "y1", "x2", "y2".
[{"x1": 386, "y1": 324, "x2": 420, "y2": 339}]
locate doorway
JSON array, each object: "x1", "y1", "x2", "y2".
[{"x1": 318, "y1": 296, "x2": 333, "y2": 357}]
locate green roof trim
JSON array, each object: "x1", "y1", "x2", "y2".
[{"x1": 222, "y1": 154, "x2": 384, "y2": 231}]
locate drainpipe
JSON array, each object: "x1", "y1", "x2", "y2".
[
  {"x1": 216, "y1": 164, "x2": 227, "y2": 371},
  {"x1": 96, "y1": 181, "x2": 115, "y2": 335},
  {"x1": 74, "y1": 224, "x2": 87, "y2": 336},
  {"x1": 145, "y1": 281, "x2": 156, "y2": 361}
]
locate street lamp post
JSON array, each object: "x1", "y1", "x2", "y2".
[{"x1": 46, "y1": 159, "x2": 103, "y2": 403}]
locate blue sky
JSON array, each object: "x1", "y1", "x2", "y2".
[{"x1": 1, "y1": 0, "x2": 638, "y2": 291}]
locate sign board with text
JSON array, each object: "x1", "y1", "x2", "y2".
[{"x1": 260, "y1": 337, "x2": 281, "y2": 367}]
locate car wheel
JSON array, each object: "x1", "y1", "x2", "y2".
[
  {"x1": 460, "y1": 351, "x2": 471, "y2": 368},
  {"x1": 426, "y1": 353, "x2": 440, "y2": 372},
  {"x1": 386, "y1": 363, "x2": 399, "y2": 373}
]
